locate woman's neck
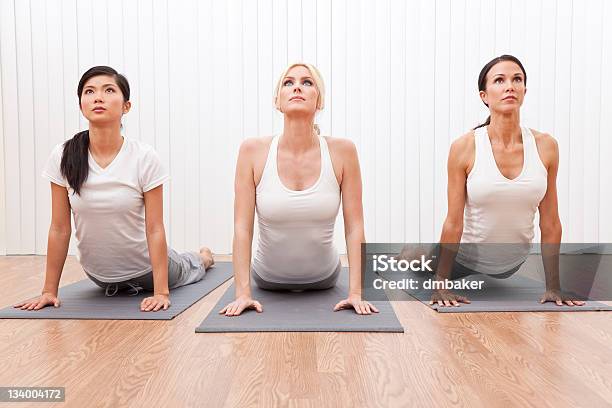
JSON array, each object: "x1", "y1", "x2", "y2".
[
  {"x1": 88, "y1": 123, "x2": 123, "y2": 155},
  {"x1": 488, "y1": 111, "x2": 521, "y2": 146},
  {"x1": 281, "y1": 116, "x2": 317, "y2": 153}
]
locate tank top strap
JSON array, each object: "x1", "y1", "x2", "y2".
[
  {"x1": 318, "y1": 136, "x2": 331, "y2": 172},
  {"x1": 258, "y1": 135, "x2": 281, "y2": 191},
  {"x1": 472, "y1": 126, "x2": 490, "y2": 176},
  {"x1": 319, "y1": 136, "x2": 341, "y2": 188},
  {"x1": 521, "y1": 126, "x2": 535, "y2": 163}
]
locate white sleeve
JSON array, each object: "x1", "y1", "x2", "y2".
[
  {"x1": 41, "y1": 143, "x2": 67, "y2": 187},
  {"x1": 139, "y1": 146, "x2": 170, "y2": 192}
]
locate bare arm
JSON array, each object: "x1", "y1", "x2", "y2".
[
  {"x1": 536, "y1": 133, "x2": 562, "y2": 291},
  {"x1": 534, "y1": 132, "x2": 582, "y2": 305},
  {"x1": 15, "y1": 182, "x2": 71, "y2": 309},
  {"x1": 429, "y1": 133, "x2": 474, "y2": 307},
  {"x1": 220, "y1": 139, "x2": 263, "y2": 316},
  {"x1": 339, "y1": 141, "x2": 365, "y2": 298},
  {"x1": 331, "y1": 139, "x2": 378, "y2": 314},
  {"x1": 436, "y1": 134, "x2": 472, "y2": 280},
  {"x1": 144, "y1": 185, "x2": 169, "y2": 289},
  {"x1": 141, "y1": 185, "x2": 171, "y2": 312},
  {"x1": 43, "y1": 183, "x2": 72, "y2": 295},
  {"x1": 232, "y1": 140, "x2": 257, "y2": 299}
]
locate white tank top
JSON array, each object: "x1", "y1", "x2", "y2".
[
  {"x1": 455, "y1": 126, "x2": 548, "y2": 274},
  {"x1": 252, "y1": 135, "x2": 341, "y2": 284}
]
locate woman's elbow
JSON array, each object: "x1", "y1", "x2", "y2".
[
  {"x1": 442, "y1": 218, "x2": 463, "y2": 237},
  {"x1": 49, "y1": 223, "x2": 71, "y2": 238},
  {"x1": 540, "y1": 219, "x2": 562, "y2": 238}
]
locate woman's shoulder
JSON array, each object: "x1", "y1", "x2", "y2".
[
  {"x1": 449, "y1": 130, "x2": 476, "y2": 158},
  {"x1": 529, "y1": 128, "x2": 557, "y2": 148},
  {"x1": 323, "y1": 136, "x2": 357, "y2": 156},
  {"x1": 239, "y1": 136, "x2": 274, "y2": 155},
  {"x1": 529, "y1": 128, "x2": 558, "y2": 166}
]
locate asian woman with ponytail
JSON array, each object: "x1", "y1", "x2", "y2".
[{"x1": 14, "y1": 66, "x2": 214, "y2": 313}]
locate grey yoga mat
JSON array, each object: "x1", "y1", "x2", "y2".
[
  {"x1": 386, "y1": 272, "x2": 612, "y2": 313},
  {"x1": 0, "y1": 262, "x2": 234, "y2": 320},
  {"x1": 196, "y1": 267, "x2": 404, "y2": 333}
]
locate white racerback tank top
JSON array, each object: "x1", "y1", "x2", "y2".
[
  {"x1": 455, "y1": 126, "x2": 548, "y2": 274},
  {"x1": 252, "y1": 135, "x2": 341, "y2": 284}
]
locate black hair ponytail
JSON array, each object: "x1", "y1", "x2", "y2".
[
  {"x1": 60, "y1": 130, "x2": 90, "y2": 195},
  {"x1": 474, "y1": 116, "x2": 491, "y2": 130}
]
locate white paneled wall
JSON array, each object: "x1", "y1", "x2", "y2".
[{"x1": 1, "y1": 0, "x2": 611, "y2": 255}]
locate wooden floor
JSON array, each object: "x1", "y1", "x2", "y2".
[{"x1": 1, "y1": 255, "x2": 611, "y2": 408}]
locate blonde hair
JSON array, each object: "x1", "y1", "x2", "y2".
[{"x1": 274, "y1": 63, "x2": 326, "y2": 112}]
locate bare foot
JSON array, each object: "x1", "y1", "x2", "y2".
[{"x1": 199, "y1": 247, "x2": 215, "y2": 269}]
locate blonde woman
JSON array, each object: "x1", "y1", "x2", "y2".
[{"x1": 220, "y1": 63, "x2": 378, "y2": 316}]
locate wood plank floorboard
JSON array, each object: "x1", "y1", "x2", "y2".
[{"x1": 0, "y1": 255, "x2": 610, "y2": 407}]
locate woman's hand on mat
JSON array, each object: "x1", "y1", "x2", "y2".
[
  {"x1": 14, "y1": 292, "x2": 60, "y2": 310},
  {"x1": 219, "y1": 295, "x2": 263, "y2": 316},
  {"x1": 334, "y1": 294, "x2": 379, "y2": 315},
  {"x1": 140, "y1": 294, "x2": 171, "y2": 312},
  {"x1": 430, "y1": 289, "x2": 471, "y2": 307},
  {"x1": 539, "y1": 290, "x2": 585, "y2": 306}
]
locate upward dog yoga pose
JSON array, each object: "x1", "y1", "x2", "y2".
[
  {"x1": 220, "y1": 63, "x2": 378, "y2": 316},
  {"x1": 430, "y1": 55, "x2": 584, "y2": 307},
  {"x1": 14, "y1": 66, "x2": 214, "y2": 313}
]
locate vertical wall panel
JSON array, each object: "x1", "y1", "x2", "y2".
[
  {"x1": 463, "y1": 0, "x2": 484, "y2": 131},
  {"x1": 257, "y1": 0, "x2": 274, "y2": 135},
  {"x1": 287, "y1": 0, "x2": 302, "y2": 63},
  {"x1": 197, "y1": 0, "x2": 215, "y2": 252},
  {"x1": 122, "y1": 0, "x2": 140, "y2": 140},
  {"x1": 418, "y1": 0, "x2": 435, "y2": 242},
  {"x1": 553, "y1": 0, "x2": 572, "y2": 242},
  {"x1": 92, "y1": 0, "x2": 109, "y2": 63},
  {"x1": 600, "y1": 0, "x2": 612, "y2": 242},
  {"x1": 582, "y1": 0, "x2": 603, "y2": 243},
  {"x1": 330, "y1": 0, "x2": 347, "y2": 251},
  {"x1": 272, "y1": 0, "x2": 288, "y2": 135},
  {"x1": 210, "y1": 0, "x2": 232, "y2": 252},
  {"x1": 389, "y1": 0, "x2": 406, "y2": 243},
  {"x1": 359, "y1": 0, "x2": 375, "y2": 241},
  {"x1": 14, "y1": 0, "x2": 36, "y2": 254},
  {"x1": 31, "y1": 0, "x2": 50, "y2": 254},
  {"x1": 107, "y1": 0, "x2": 124, "y2": 72},
  {"x1": 243, "y1": 0, "x2": 259, "y2": 139},
  {"x1": 568, "y1": 2, "x2": 586, "y2": 242},
  {"x1": 0, "y1": 0, "x2": 8, "y2": 255},
  {"x1": 152, "y1": 0, "x2": 170, "y2": 235},
  {"x1": 137, "y1": 0, "x2": 156, "y2": 148},
  {"x1": 374, "y1": 0, "x2": 390, "y2": 243},
  {"x1": 403, "y1": 0, "x2": 420, "y2": 243},
  {"x1": 433, "y1": 0, "x2": 451, "y2": 240},
  {"x1": 1, "y1": 0, "x2": 610, "y2": 255}
]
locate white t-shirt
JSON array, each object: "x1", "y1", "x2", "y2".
[{"x1": 42, "y1": 136, "x2": 170, "y2": 282}]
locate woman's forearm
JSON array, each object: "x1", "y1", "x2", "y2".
[
  {"x1": 436, "y1": 221, "x2": 463, "y2": 280},
  {"x1": 541, "y1": 222, "x2": 562, "y2": 291},
  {"x1": 146, "y1": 229, "x2": 169, "y2": 296},
  {"x1": 233, "y1": 229, "x2": 253, "y2": 298},
  {"x1": 345, "y1": 228, "x2": 365, "y2": 297},
  {"x1": 43, "y1": 228, "x2": 71, "y2": 295}
]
